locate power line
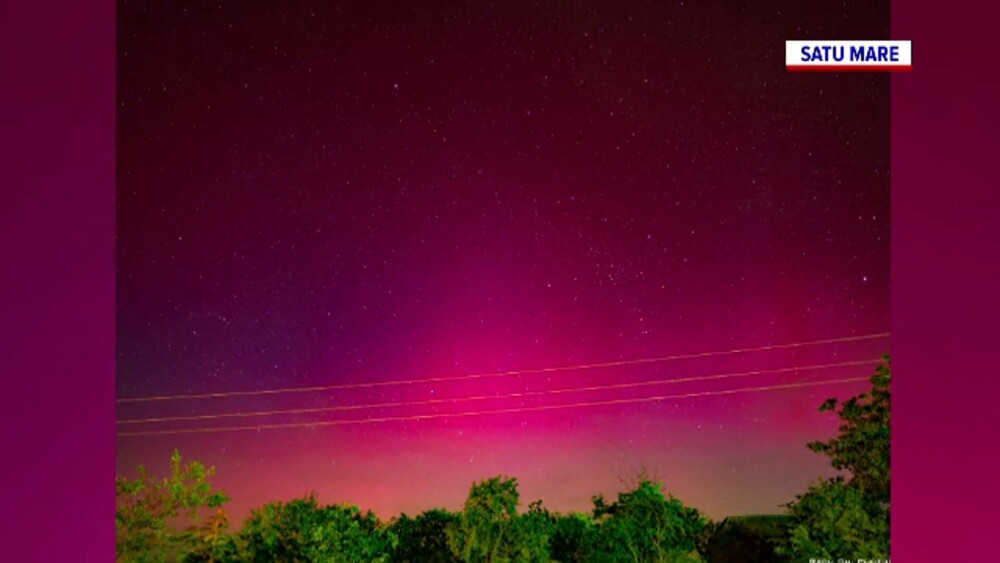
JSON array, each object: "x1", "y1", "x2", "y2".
[
  {"x1": 117, "y1": 358, "x2": 880, "y2": 425},
  {"x1": 116, "y1": 333, "x2": 889, "y2": 404},
  {"x1": 116, "y1": 376, "x2": 871, "y2": 437}
]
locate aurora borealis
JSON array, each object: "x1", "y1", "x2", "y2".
[{"x1": 116, "y1": 1, "x2": 890, "y2": 522}]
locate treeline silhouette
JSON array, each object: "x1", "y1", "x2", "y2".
[{"x1": 115, "y1": 358, "x2": 890, "y2": 562}]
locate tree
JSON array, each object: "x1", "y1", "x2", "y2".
[
  {"x1": 588, "y1": 477, "x2": 707, "y2": 562},
  {"x1": 115, "y1": 450, "x2": 230, "y2": 562},
  {"x1": 778, "y1": 356, "x2": 891, "y2": 560},
  {"x1": 779, "y1": 478, "x2": 889, "y2": 560},
  {"x1": 512, "y1": 500, "x2": 556, "y2": 562},
  {"x1": 549, "y1": 512, "x2": 596, "y2": 563},
  {"x1": 447, "y1": 476, "x2": 551, "y2": 563},
  {"x1": 390, "y1": 509, "x2": 460, "y2": 563},
  {"x1": 240, "y1": 494, "x2": 396, "y2": 562},
  {"x1": 808, "y1": 355, "x2": 891, "y2": 504},
  {"x1": 182, "y1": 509, "x2": 240, "y2": 563}
]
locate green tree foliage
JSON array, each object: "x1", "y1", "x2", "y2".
[
  {"x1": 779, "y1": 356, "x2": 891, "y2": 560},
  {"x1": 513, "y1": 500, "x2": 556, "y2": 562},
  {"x1": 115, "y1": 450, "x2": 230, "y2": 562},
  {"x1": 588, "y1": 478, "x2": 707, "y2": 562},
  {"x1": 447, "y1": 476, "x2": 551, "y2": 563},
  {"x1": 808, "y1": 356, "x2": 891, "y2": 504},
  {"x1": 182, "y1": 508, "x2": 243, "y2": 563},
  {"x1": 447, "y1": 476, "x2": 518, "y2": 562},
  {"x1": 239, "y1": 494, "x2": 396, "y2": 562},
  {"x1": 780, "y1": 478, "x2": 889, "y2": 560},
  {"x1": 549, "y1": 513, "x2": 596, "y2": 563},
  {"x1": 390, "y1": 509, "x2": 460, "y2": 563}
]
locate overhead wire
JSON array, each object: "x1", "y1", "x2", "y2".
[
  {"x1": 117, "y1": 358, "x2": 881, "y2": 425},
  {"x1": 117, "y1": 375, "x2": 873, "y2": 437},
  {"x1": 116, "y1": 333, "x2": 889, "y2": 403}
]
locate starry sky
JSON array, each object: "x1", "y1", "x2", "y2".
[{"x1": 116, "y1": 1, "x2": 890, "y2": 522}]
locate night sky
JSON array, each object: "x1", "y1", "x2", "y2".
[{"x1": 116, "y1": 1, "x2": 890, "y2": 522}]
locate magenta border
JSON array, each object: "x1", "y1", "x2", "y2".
[
  {"x1": 0, "y1": 0, "x2": 997, "y2": 557},
  {"x1": 0, "y1": 0, "x2": 115, "y2": 558},
  {"x1": 892, "y1": 0, "x2": 999, "y2": 559}
]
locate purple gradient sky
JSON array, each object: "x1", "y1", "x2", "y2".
[{"x1": 116, "y1": 1, "x2": 889, "y2": 522}]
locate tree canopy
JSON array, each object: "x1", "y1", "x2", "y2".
[
  {"x1": 389, "y1": 509, "x2": 460, "y2": 563},
  {"x1": 809, "y1": 356, "x2": 891, "y2": 504},
  {"x1": 115, "y1": 450, "x2": 230, "y2": 562},
  {"x1": 239, "y1": 494, "x2": 396, "y2": 562},
  {"x1": 446, "y1": 476, "x2": 552, "y2": 563},
  {"x1": 778, "y1": 356, "x2": 891, "y2": 560},
  {"x1": 588, "y1": 477, "x2": 707, "y2": 562}
]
